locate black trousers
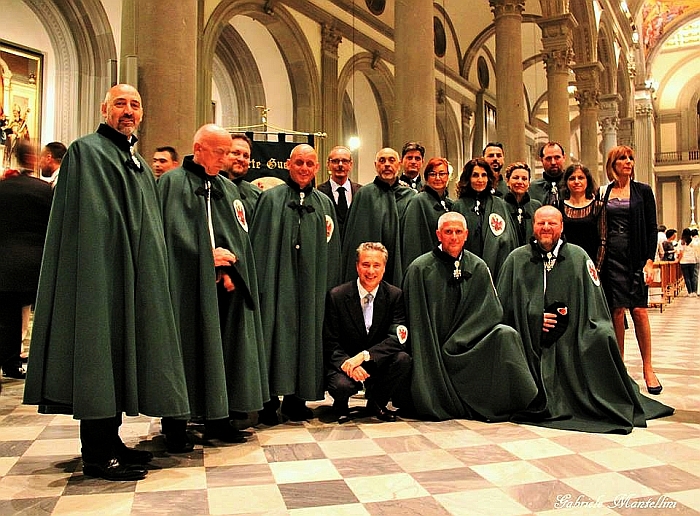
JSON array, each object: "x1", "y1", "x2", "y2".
[
  {"x1": 0, "y1": 291, "x2": 34, "y2": 369},
  {"x1": 80, "y1": 414, "x2": 123, "y2": 463},
  {"x1": 326, "y1": 351, "x2": 412, "y2": 407}
]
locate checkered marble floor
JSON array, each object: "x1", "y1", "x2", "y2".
[{"x1": 1, "y1": 298, "x2": 699, "y2": 515}]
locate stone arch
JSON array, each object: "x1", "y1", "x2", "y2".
[
  {"x1": 214, "y1": 24, "x2": 266, "y2": 128},
  {"x1": 200, "y1": 0, "x2": 320, "y2": 131},
  {"x1": 338, "y1": 52, "x2": 395, "y2": 147},
  {"x1": 22, "y1": 0, "x2": 116, "y2": 143},
  {"x1": 644, "y1": 9, "x2": 700, "y2": 69},
  {"x1": 597, "y1": 16, "x2": 617, "y2": 94},
  {"x1": 436, "y1": 96, "x2": 462, "y2": 166},
  {"x1": 570, "y1": 0, "x2": 597, "y2": 63}
]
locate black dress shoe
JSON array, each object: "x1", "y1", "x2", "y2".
[
  {"x1": 281, "y1": 398, "x2": 314, "y2": 421},
  {"x1": 115, "y1": 444, "x2": 153, "y2": 465},
  {"x1": 368, "y1": 401, "x2": 397, "y2": 422},
  {"x1": 164, "y1": 432, "x2": 195, "y2": 453},
  {"x1": 83, "y1": 458, "x2": 147, "y2": 481},
  {"x1": 2, "y1": 368, "x2": 26, "y2": 380}
]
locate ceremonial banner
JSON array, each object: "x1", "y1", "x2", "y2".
[{"x1": 245, "y1": 132, "x2": 315, "y2": 183}]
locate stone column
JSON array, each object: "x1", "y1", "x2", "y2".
[
  {"x1": 572, "y1": 62, "x2": 603, "y2": 181},
  {"x1": 120, "y1": 0, "x2": 198, "y2": 161},
  {"x1": 681, "y1": 174, "x2": 693, "y2": 229},
  {"x1": 489, "y1": 0, "x2": 526, "y2": 162},
  {"x1": 321, "y1": 24, "x2": 342, "y2": 162},
  {"x1": 394, "y1": 0, "x2": 436, "y2": 156},
  {"x1": 634, "y1": 99, "x2": 655, "y2": 187},
  {"x1": 462, "y1": 104, "x2": 473, "y2": 162},
  {"x1": 598, "y1": 93, "x2": 622, "y2": 168},
  {"x1": 538, "y1": 14, "x2": 577, "y2": 155}
]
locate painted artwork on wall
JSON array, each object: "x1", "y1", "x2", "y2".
[{"x1": 0, "y1": 40, "x2": 42, "y2": 170}]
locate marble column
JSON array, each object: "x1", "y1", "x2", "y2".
[
  {"x1": 120, "y1": 0, "x2": 198, "y2": 161},
  {"x1": 489, "y1": 0, "x2": 526, "y2": 162},
  {"x1": 394, "y1": 0, "x2": 436, "y2": 156},
  {"x1": 598, "y1": 93, "x2": 622, "y2": 167},
  {"x1": 321, "y1": 24, "x2": 342, "y2": 161},
  {"x1": 634, "y1": 99, "x2": 655, "y2": 187},
  {"x1": 538, "y1": 14, "x2": 577, "y2": 155},
  {"x1": 681, "y1": 174, "x2": 693, "y2": 229},
  {"x1": 573, "y1": 62, "x2": 603, "y2": 181},
  {"x1": 462, "y1": 104, "x2": 473, "y2": 163}
]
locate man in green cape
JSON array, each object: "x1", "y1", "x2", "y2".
[
  {"x1": 402, "y1": 212, "x2": 538, "y2": 421},
  {"x1": 158, "y1": 124, "x2": 269, "y2": 451},
  {"x1": 251, "y1": 144, "x2": 341, "y2": 424},
  {"x1": 341, "y1": 147, "x2": 415, "y2": 285},
  {"x1": 224, "y1": 133, "x2": 261, "y2": 224},
  {"x1": 497, "y1": 206, "x2": 674, "y2": 433},
  {"x1": 23, "y1": 84, "x2": 190, "y2": 481}
]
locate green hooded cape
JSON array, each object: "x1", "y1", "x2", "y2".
[
  {"x1": 402, "y1": 248, "x2": 538, "y2": 421},
  {"x1": 251, "y1": 180, "x2": 341, "y2": 400},
  {"x1": 159, "y1": 157, "x2": 269, "y2": 416},
  {"x1": 497, "y1": 240, "x2": 674, "y2": 433},
  {"x1": 400, "y1": 186, "x2": 453, "y2": 270},
  {"x1": 341, "y1": 177, "x2": 415, "y2": 285},
  {"x1": 231, "y1": 176, "x2": 262, "y2": 225},
  {"x1": 23, "y1": 124, "x2": 190, "y2": 419},
  {"x1": 452, "y1": 193, "x2": 518, "y2": 281}
]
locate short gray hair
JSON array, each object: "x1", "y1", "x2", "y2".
[
  {"x1": 437, "y1": 212, "x2": 466, "y2": 230},
  {"x1": 356, "y1": 242, "x2": 388, "y2": 264}
]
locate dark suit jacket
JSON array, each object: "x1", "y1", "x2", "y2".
[
  {"x1": 317, "y1": 180, "x2": 361, "y2": 210},
  {"x1": 0, "y1": 171, "x2": 52, "y2": 292},
  {"x1": 323, "y1": 280, "x2": 407, "y2": 371}
]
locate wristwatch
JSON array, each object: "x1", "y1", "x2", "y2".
[{"x1": 362, "y1": 350, "x2": 371, "y2": 362}]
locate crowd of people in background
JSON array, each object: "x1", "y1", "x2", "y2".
[{"x1": 0, "y1": 84, "x2": 679, "y2": 482}]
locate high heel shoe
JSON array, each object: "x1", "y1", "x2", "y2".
[{"x1": 645, "y1": 373, "x2": 663, "y2": 395}]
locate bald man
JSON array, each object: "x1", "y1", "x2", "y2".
[
  {"x1": 158, "y1": 124, "x2": 268, "y2": 451},
  {"x1": 341, "y1": 147, "x2": 416, "y2": 285},
  {"x1": 251, "y1": 144, "x2": 341, "y2": 424},
  {"x1": 24, "y1": 84, "x2": 190, "y2": 481}
]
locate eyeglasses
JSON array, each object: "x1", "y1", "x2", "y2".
[
  {"x1": 427, "y1": 172, "x2": 449, "y2": 178},
  {"x1": 329, "y1": 158, "x2": 351, "y2": 165}
]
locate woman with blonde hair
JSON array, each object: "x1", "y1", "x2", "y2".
[{"x1": 600, "y1": 145, "x2": 662, "y2": 395}]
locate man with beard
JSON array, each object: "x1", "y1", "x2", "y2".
[
  {"x1": 402, "y1": 211, "x2": 537, "y2": 420},
  {"x1": 399, "y1": 141, "x2": 425, "y2": 191},
  {"x1": 252, "y1": 144, "x2": 341, "y2": 425},
  {"x1": 483, "y1": 142, "x2": 508, "y2": 197},
  {"x1": 38, "y1": 141, "x2": 66, "y2": 187},
  {"x1": 158, "y1": 124, "x2": 268, "y2": 451},
  {"x1": 529, "y1": 141, "x2": 566, "y2": 206},
  {"x1": 24, "y1": 84, "x2": 190, "y2": 481},
  {"x1": 497, "y1": 206, "x2": 674, "y2": 433},
  {"x1": 317, "y1": 145, "x2": 361, "y2": 239},
  {"x1": 224, "y1": 133, "x2": 261, "y2": 225},
  {"x1": 341, "y1": 147, "x2": 416, "y2": 285}
]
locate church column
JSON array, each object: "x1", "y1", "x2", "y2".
[
  {"x1": 572, "y1": 62, "x2": 603, "y2": 181},
  {"x1": 462, "y1": 104, "x2": 473, "y2": 163},
  {"x1": 681, "y1": 174, "x2": 693, "y2": 229},
  {"x1": 321, "y1": 24, "x2": 343, "y2": 162},
  {"x1": 538, "y1": 14, "x2": 577, "y2": 153},
  {"x1": 120, "y1": 0, "x2": 198, "y2": 161},
  {"x1": 598, "y1": 94, "x2": 622, "y2": 168},
  {"x1": 489, "y1": 0, "x2": 526, "y2": 162},
  {"x1": 394, "y1": 0, "x2": 436, "y2": 156},
  {"x1": 634, "y1": 96, "x2": 655, "y2": 187}
]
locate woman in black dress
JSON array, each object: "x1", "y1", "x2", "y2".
[
  {"x1": 559, "y1": 164, "x2": 606, "y2": 270},
  {"x1": 600, "y1": 145, "x2": 662, "y2": 395},
  {"x1": 503, "y1": 162, "x2": 541, "y2": 246}
]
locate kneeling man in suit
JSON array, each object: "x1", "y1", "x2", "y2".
[{"x1": 323, "y1": 242, "x2": 412, "y2": 422}]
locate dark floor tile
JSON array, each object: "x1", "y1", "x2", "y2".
[
  {"x1": 333, "y1": 455, "x2": 402, "y2": 477},
  {"x1": 278, "y1": 479, "x2": 358, "y2": 509},
  {"x1": 408, "y1": 420, "x2": 471, "y2": 433},
  {"x1": 263, "y1": 442, "x2": 325, "y2": 462},
  {"x1": 411, "y1": 467, "x2": 494, "y2": 494},
  {"x1": 450, "y1": 444, "x2": 520, "y2": 465},
  {"x1": 63, "y1": 472, "x2": 140, "y2": 495},
  {"x1": 308, "y1": 425, "x2": 366, "y2": 441},
  {"x1": 620, "y1": 465, "x2": 700, "y2": 492},
  {"x1": 7, "y1": 455, "x2": 81, "y2": 476},
  {"x1": 0, "y1": 496, "x2": 59, "y2": 515},
  {"x1": 37, "y1": 425, "x2": 79, "y2": 440},
  {"x1": 365, "y1": 496, "x2": 452, "y2": 515},
  {"x1": 373, "y1": 435, "x2": 438, "y2": 453},
  {"x1": 503, "y1": 479, "x2": 582, "y2": 512},
  {"x1": 0, "y1": 440, "x2": 33, "y2": 457},
  {"x1": 206, "y1": 464, "x2": 275, "y2": 487},
  {"x1": 131, "y1": 489, "x2": 210, "y2": 515},
  {"x1": 1, "y1": 414, "x2": 54, "y2": 426}
]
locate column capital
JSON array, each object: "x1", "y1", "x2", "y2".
[
  {"x1": 599, "y1": 116, "x2": 619, "y2": 134},
  {"x1": 461, "y1": 103, "x2": 473, "y2": 122},
  {"x1": 537, "y1": 13, "x2": 578, "y2": 44},
  {"x1": 635, "y1": 103, "x2": 654, "y2": 118},
  {"x1": 542, "y1": 48, "x2": 574, "y2": 73},
  {"x1": 681, "y1": 173, "x2": 693, "y2": 186},
  {"x1": 599, "y1": 93, "x2": 622, "y2": 114},
  {"x1": 574, "y1": 88, "x2": 600, "y2": 109},
  {"x1": 321, "y1": 24, "x2": 343, "y2": 57},
  {"x1": 489, "y1": 0, "x2": 525, "y2": 17}
]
